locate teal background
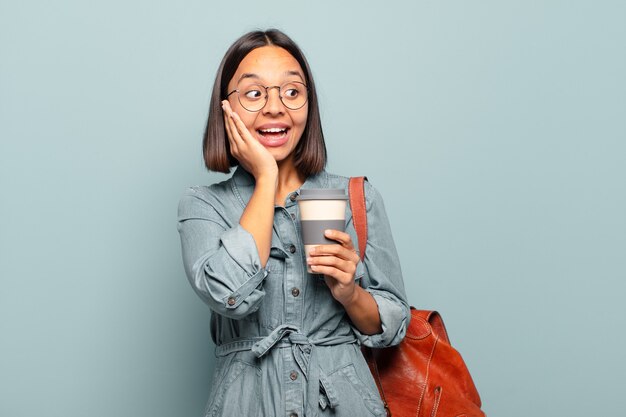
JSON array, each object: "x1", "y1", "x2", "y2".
[{"x1": 1, "y1": 0, "x2": 625, "y2": 416}]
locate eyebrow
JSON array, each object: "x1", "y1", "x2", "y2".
[
  {"x1": 283, "y1": 70, "x2": 305, "y2": 80},
  {"x1": 237, "y1": 70, "x2": 305, "y2": 83},
  {"x1": 238, "y1": 73, "x2": 260, "y2": 82}
]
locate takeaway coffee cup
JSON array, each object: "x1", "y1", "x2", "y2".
[{"x1": 296, "y1": 188, "x2": 348, "y2": 273}]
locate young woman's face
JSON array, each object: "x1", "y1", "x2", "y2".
[{"x1": 226, "y1": 46, "x2": 309, "y2": 164}]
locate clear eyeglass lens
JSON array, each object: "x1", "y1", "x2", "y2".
[{"x1": 237, "y1": 82, "x2": 307, "y2": 111}]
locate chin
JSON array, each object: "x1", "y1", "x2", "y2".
[
  {"x1": 271, "y1": 152, "x2": 290, "y2": 162},
  {"x1": 267, "y1": 143, "x2": 297, "y2": 162}
]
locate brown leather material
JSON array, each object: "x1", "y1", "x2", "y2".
[
  {"x1": 348, "y1": 176, "x2": 368, "y2": 259},
  {"x1": 362, "y1": 308, "x2": 485, "y2": 417},
  {"x1": 349, "y1": 177, "x2": 486, "y2": 417}
]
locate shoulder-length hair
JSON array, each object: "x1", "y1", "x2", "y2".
[{"x1": 203, "y1": 29, "x2": 326, "y2": 176}]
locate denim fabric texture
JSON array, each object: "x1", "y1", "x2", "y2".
[{"x1": 177, "y1": 167, "x2": 410, "y2": 417}]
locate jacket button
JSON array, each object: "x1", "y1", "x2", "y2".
[
  {"x1": 289, "y1": 413, "x2": 298, "y2": 417},
  {"x1": 288, "y1": 244, "x2": 296, "y2": 254},
  {"x1": 289, "y1": 193, "x2": 297, "y2": 202},
  {"x1": 227, "y1": 297, "x2": 236, "y2": 306},
  {"x1": 290, "y1": 371, "x2": 298, "y2": 381},
  {"x1": 291, "y1": 287, "x2": 300, "y2": 297},
  {"x1": 290, "y1": 212, "x2": 296, "y2": 220}
]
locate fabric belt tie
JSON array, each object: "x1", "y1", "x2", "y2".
[{"x1": 217, "y1": 324, "x2": 356, "y2": 416}]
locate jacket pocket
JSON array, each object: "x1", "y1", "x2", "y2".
[
  {"x1": 205, "y1": 359, "x2": 261, "y2": 417},
  {"x1": 325, "y1": 363, "x2": 386, "y2": 417}
]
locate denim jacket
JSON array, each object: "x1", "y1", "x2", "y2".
[{"x1": 177, "y1": 167, "x2": 410, "y2": 417}]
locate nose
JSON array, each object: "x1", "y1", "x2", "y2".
[{"x1": 262, "y1": 86, "x2": 285, "y2": 115}]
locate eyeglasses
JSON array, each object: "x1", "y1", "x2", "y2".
[{"x1": 226, "y1": 81, "x2": 308, "y2": 112}]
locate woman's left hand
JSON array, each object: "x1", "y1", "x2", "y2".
[{"x1": 308, "y1": 230, "x2": 361, "y2": 306}]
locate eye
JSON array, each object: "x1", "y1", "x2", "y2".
[
  {"x1": 242, "y1": 86, "x2": 264, "y2": 100},
  {"x1": 283, "y1": 88, "x2": 299, "y2": 98},
  {"x1": 282, "y1": 83, "x2": 303, "y2": 99}
]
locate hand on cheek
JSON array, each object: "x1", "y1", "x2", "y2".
[{"x1": 221, "y1": 100, "x2": 278, "y2": 180}]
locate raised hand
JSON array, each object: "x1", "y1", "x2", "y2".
[{"x1": 222, "y1": 100, "x2": 278, "y2": 182}]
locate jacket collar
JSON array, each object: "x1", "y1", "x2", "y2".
[{"x1": 231, "y1": 166, "x2": 330, "y2": 209}]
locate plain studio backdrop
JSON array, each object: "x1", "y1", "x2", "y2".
[{"x1": 1, "y1": 1, "x2": 624, "y2": 416}]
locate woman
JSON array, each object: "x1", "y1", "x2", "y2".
[{"x1": 177, "y1": 29, "x2": 409, "y2": 417}]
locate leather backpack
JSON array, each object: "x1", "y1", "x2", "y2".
[{"x1": 349, "y1": 177, "x2": 486, "y2": 417}]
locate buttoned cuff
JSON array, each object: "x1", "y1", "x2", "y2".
[
  {"x1": 352, "y1": 290, "x2": 409, "y2": 348},
  {"x1": 218, "y1": 225, "x2": 268, "y2": 310},
  {"x1": 220, "y1": 268, "x2": 268, "y2": 309}
]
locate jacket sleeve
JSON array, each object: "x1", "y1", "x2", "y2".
[
  {"x1": 352, "y1": 182, "x2": 410, "y2": 348},
  {"x1": 177, "y1": 187, "x2": 267, "y2": 319}
]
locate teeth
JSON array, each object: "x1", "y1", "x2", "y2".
[{"x1": 259, "y1": 127, "x2": 287, "y2": 133}]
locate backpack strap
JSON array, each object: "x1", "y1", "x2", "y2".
[
  {"x1": 350, "y1": 176, "x2": 392, "y2": 416},
  {"x1": 348, "y1": 176, "x2": 368, "y2": 261}
]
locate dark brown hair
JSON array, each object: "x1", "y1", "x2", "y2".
[{"x1": 203, "y1": 29, "x2": 327, "y2": 175}]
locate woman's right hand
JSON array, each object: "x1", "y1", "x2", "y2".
[{"x1": 222, "y1": 100, "x2": 278, "y2": 182}]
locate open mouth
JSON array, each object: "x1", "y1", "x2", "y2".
[{"x1": 257, "y1": 127, "x2": 290, "y2": 138}]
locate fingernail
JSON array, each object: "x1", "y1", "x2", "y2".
[{"x1": 306, "y1": 257, "x2": 312, "y2": 264}]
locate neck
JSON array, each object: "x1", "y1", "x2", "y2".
[{"x1": 275, "y1": 157, "x2": 306, "y2": 206}]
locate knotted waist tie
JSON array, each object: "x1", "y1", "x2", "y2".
[{"x1": 215, "y1": 324, "x2": 358, "y2": 416}]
